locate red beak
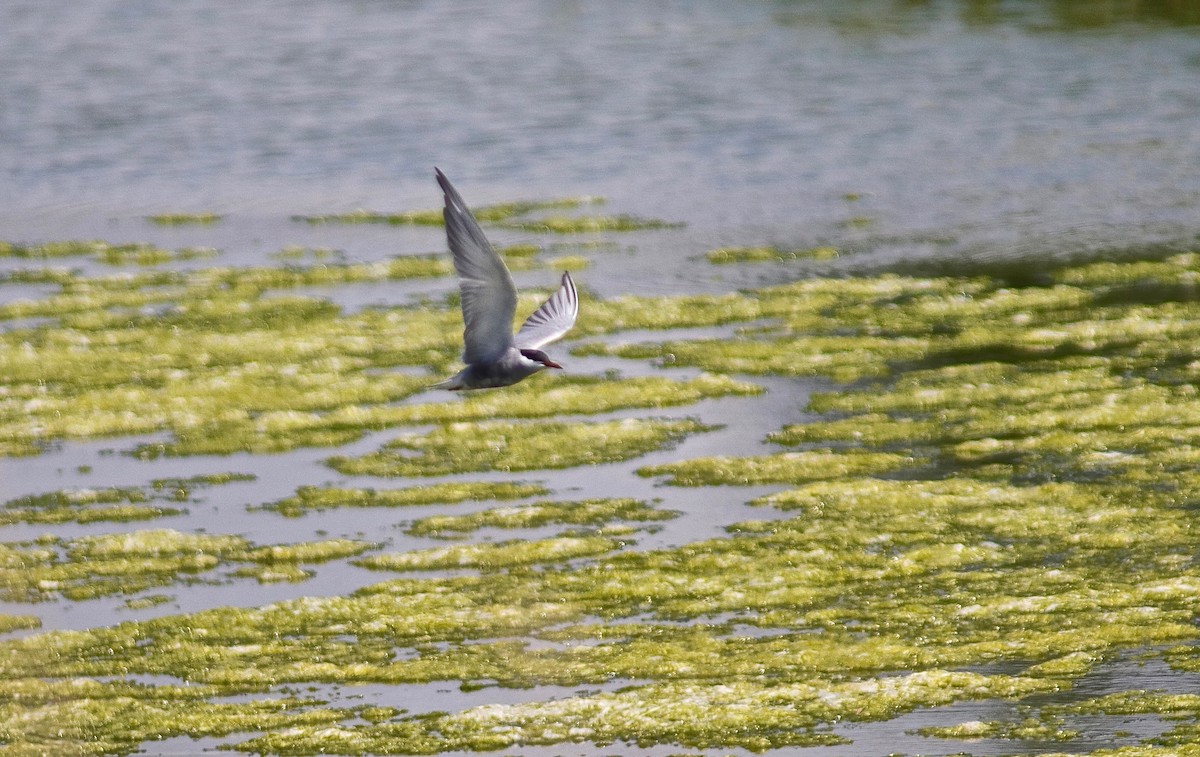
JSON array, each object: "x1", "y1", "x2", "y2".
[{"x1": 544, "y1": 360, "x2": 563, "y2": 369}]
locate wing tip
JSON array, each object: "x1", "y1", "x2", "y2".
[
  {"x1": 562, "y1": 271, "x2": 577, "y2": 304},
  {"x1": 437, "y1": 169, "x2": 473, "y2": 223},
  {"x1": 435, "y1": 167, "x2": 453, "y2": 196}
]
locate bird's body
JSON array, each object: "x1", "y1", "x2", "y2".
[
  {"x1": 433, "y1": 347, "x2": 554, "y2": 391},
  {"x1": 432, "y1": 169, "x2": 579, "y2": 391}
]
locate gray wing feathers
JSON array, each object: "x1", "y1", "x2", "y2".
[
  {"x1": 516, "y1": 271, "x2": 579, "y2": 349},
  {"x1": 436, "y1": 168, "x2": 518, "y2": 365}
]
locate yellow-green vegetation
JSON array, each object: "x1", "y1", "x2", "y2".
[
  {"x1": 355, "y1": 535, "x2": 622, "y2": 572},
  {"x1": 0, "y1": 239, "x2": 217, "y2": 266},
  {"x1": 269, "y1": 245, "x2": 343, "y2": 261},
  {"x1": 0, "y1": 679, "x2": 340, "y2": 757},
  {"x1": 0, "y1": 614, "x2": 40, "y2": 633},
  {"x1": 238, "y1": 538, "x2": 376, "y2": 564},
  {"x1": 328, "y1": 418, "x2": 712, "y2": 477},
  {"x1": 706, "y1": 245, "x2": 839, "y2": 263},
  {"x1": 0, "y1": 243, "x2": 750, "y2": 456},
  {"x1": 582, "y1": 253, "x2": 1200, "y2": 385},
  {"x1": 917, "y1": 717, "x2": 1080, "y2": 741},
  {"x1": 3, "y1": 486, "x2": 178, "y2": 525},
  {"x1": 2, "y1": 473, "x2": 253, "y2": 525},
  {"x1": 295, "y1": 195, "x2": 680, "y2": 233},
  {"x1": 95, "y1": 244, "x2": 219, "y2": 266},
  {"x1": 0, "y1": 252, "x2": 479, "y2": 322},
  {"x1": 134, "y1": 373, "x2": 753, "y2": 460},
  {"x1": 405, "y1": 498, "x2": 674, "y2": 537},
  {"x1": 8, "y1": 200, "x2": 1200, "y2": 755},
  {"x1": 146, "y1": 213, "x2": 222, "y2": 225},
  {"x1": 231, "y1": 539, "x2": 377, "y2": 584},
  {"x1": 246, "y1": 672, "x2": 1053, "y2": 753},
  {"x1": 260, "y1": 481, "x2": 550, "y2": 517},
  {"x1": 545, "y1": 253, "x2": 589, "y2": 270},
  {"x1": 639, "y1": 448, "x2": 916, "y2": 485},
  {"x1": 495, "y1": 242, "x2": 539, "y2": 258},
  {"x1": 1, "y1": 239, "x2": 133, "y2": 259},
  {"x1": 361, "y1": 373, "x2": 759, "y2": 426},
  {"x1": 123, "y1": 593, "x2": 171, "y2": 610},
  {"x1": 7, "y1": 453, "x2": 1200, "y2": 754},
  {"x1": 0, "y1": 268, "x2": 446, "y2": 457},
  {"x1": 296, "y1": 196, "x2": 596, "y2": 226},
  {"x1": 1037, "y1": 691, "x2": 1200, "y2": 752},
  {"x1": 499, "y1": 213, "x2": 682, "y2": 233},
  {"x1": 0, "y1": 511, "x2": 1121, "y2": 753},
  {"x1": 0, "y1": 528, "x2": 374, "y2": 602},
  {"x1": 578, "y1": 275, "x2": 978, "y2": 381}
]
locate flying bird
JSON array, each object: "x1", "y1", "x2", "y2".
[{"x1": 432, "y1": 168, "x2": 579, "y2": 390}]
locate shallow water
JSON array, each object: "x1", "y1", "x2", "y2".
[
  {"x1": 3, "y1": 2, "x2": 1199, "y2": 257},
  {"x1": 3, "y1": 2, "x2": 1200, "y2": 756}
]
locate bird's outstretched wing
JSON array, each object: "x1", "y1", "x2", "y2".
[
  {"x1": 436, "y1": 168, "x2": 517, "y2": 365},
  {"x1": 516, "y1": 271, "x2": 579, "y2": 350}
]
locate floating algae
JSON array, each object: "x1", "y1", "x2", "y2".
[
  {"x1": 94, "y1": 245, "x2": 219, "y2": 266},
  {"x1": 2, "y1": 486, "x2": 178, "y2": 526},
  {"x1": 497, "y1": 213, "x2": 683, "y2": 233},
  {"x1": 0, "y1": 529, "x2": 376, "y2": 602},
  {"x1": 295, "y1": 195, "x2": 680, "y2": 233},
  {"x1": 135, "y1": 374, "x2": 755, "y2": 459},
  {"x1": 0, "y1": 678, "x2": 342, "y2": 757},
  {"x1": 240, "y1": 672, "x2": 1055, "y2": 754},
  {"x1": 354, "y1": 535, "x2": 623, "y2": 572},
  {"x1": 917, "y1": 717, "x2": 1080, "y2": 742},
  {"x1": 638, "y1": 448, "x2": 917, "y2": 486},
  {"x1": 259, "y1": 482, "x2": 550, "y2": 517},
  {"x1": 545, "y1": 252, "x2": 589, "y2": 271},
  {"x1": 0, "y1": 614, "x2": 40, "y2": 633},
  {"x1": 327, "y1": 418, "x2": 713, "y2": 477},
  {"x1": 404, "y1": 497, "x2": 674, "y2": 537},
  {"x1": 8, "y1": 450, "x2": 1200, "y2": 754},
  {"x1": 1, "y1": 291, "x2": 441, "y2": 456},
  {"x1": 145, "y1": 212, "x2": 222, "y2": 226},
  {"x1": 0, "y1": 240, "x2": 159, "y2": 261},
  {"x1": 122, "y1": 593, "x2": 172, "y2": 610},
  {"x1": 242, "y1": 537, "x2": 371, "y2": 587},
  {"x1": 705, "y1": 245, "x2": 839, "y2": 264},
  {"x1": 0, "y1": 246, "x2": 752, "y2": 457},
  {"x1": 1, "y1": 473, "x2": 254, "y2": 525},
  {"x1": 0, "y1": 239, "x2": 219, "y2": 267},
  {"x1": 350, "y1": 373, "x2": 759, "y2": 426},
  {"x1": 295, "y1": 196, "x2": 598, "y2": 226},
  {"x1": 7, "y1": 204, "x2": 1200, "y2": 755}
]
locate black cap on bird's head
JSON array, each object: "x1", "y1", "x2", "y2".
[{"x1": 520, "y1": 348, "x2": 562, "y2": 369}]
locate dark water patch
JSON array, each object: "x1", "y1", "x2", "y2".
[{"x1": 869, "y1": 237, "x2": 1200, "y2": 288}]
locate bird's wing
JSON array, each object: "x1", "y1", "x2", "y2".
[
  {"x1": 515, "y1": 271, "x2": 579, "y2": 350},
  {"x1": 437, "y1": 168, "x2": 517, "y2": 365}
]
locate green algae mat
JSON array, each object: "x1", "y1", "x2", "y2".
[{"x1": 4, "y1": 201, "x2": 1200, "y2": 755}]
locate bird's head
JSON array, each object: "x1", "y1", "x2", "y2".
[{"x1": 520, "y1": 348, "x2": 562, "y2": 369}]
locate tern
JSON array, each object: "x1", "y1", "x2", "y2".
[{"x1": 432, "y1": 168, "x2": 579, "y2": 390}]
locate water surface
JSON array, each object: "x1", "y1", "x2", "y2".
[{"x1": 3, "y1": 3, "x2": 1200, "y2": 756}]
